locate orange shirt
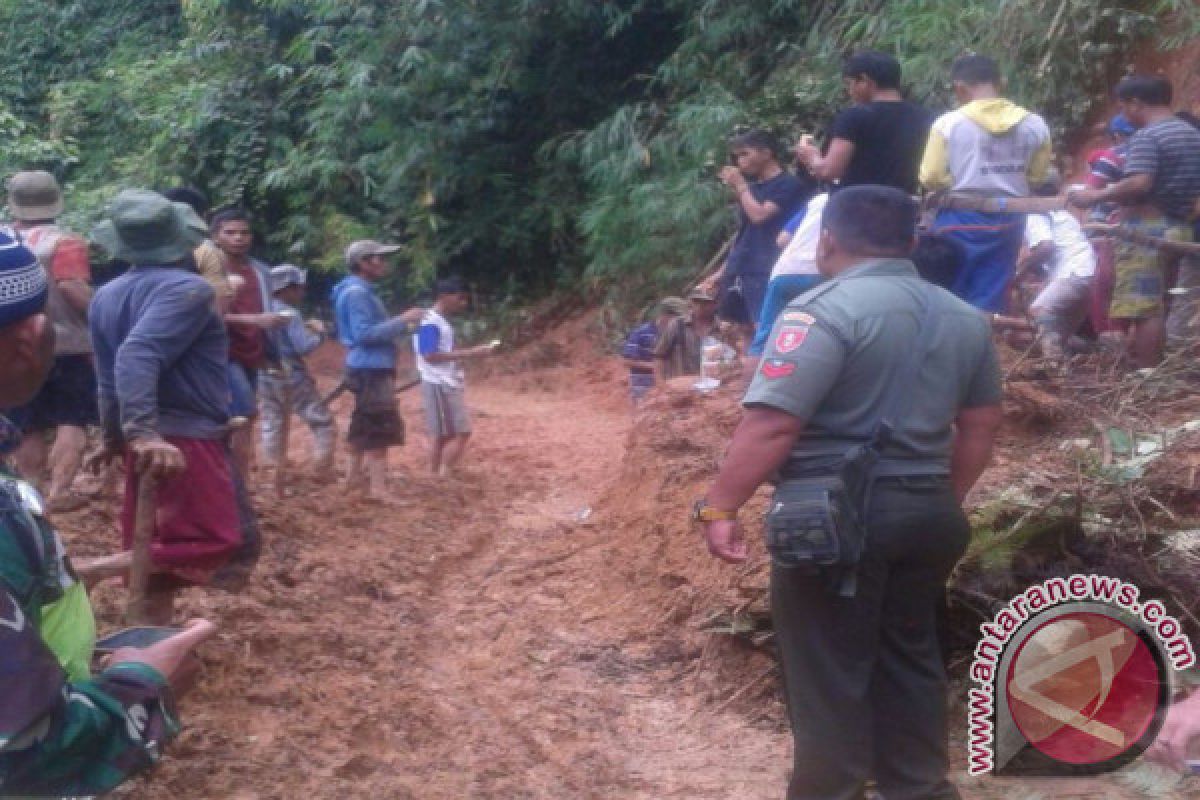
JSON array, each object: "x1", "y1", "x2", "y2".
[{"x1": 24, "y1": 227, "x2": 90, "y2": 282}]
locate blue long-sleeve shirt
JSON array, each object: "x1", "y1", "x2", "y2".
[
  {"x1": 268, "y1": 298, "x2": 322, "y2": 367},
  {"x1": 90, "y1": 266, "x2": 230, "y2": 444},
  {"x1": 331, "y1": 275, "x2": 411, "y2": 370}
]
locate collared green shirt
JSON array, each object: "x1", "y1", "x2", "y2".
[{"x1": 744, "y1": 258, "x2": 1002, "y2": 468}]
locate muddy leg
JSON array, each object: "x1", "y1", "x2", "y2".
[
  {"x1": 366, "y1": 450, "x2": 388, "y2": 496},
  {"x1": 1129, "y1": 314, "x2": 1165, "y2": 368},
  {"x1": 13, "y1": 433, "x2": 48, "y2": 490},
  {"x1": 440, "y1": 433, "x2": 471, "y2": 475},
  {"x1": 46, "y1": 424, "x2": 88, "y2": 511}
]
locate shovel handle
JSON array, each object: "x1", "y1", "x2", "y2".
[
  {"x1": 125, "y1": 475, "x2": 157, "y2": 625},
  {"x1": 276, "y1": 385, "x2": 292, "y2": 497}
]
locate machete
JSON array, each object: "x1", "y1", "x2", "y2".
[{"x1": 321, "y1": 373, "x2": 422, "y2": 406}]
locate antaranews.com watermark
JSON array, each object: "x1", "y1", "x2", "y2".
[{"x1": 967, "y1": 573, "x2": 1195, "y2": 776}]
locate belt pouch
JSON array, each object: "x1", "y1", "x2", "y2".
[{"x1": 765, "y1": 470, "x2": 864, "y2": 572}]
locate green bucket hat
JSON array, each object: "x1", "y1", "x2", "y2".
[{"x1": 92, "y1": 189, "x2": 207, "y2": 265}]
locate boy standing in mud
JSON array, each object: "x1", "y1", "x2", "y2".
[
  {"x1": 259, "y1": 264, "x2": 336, "y2": 477},
  {"x1": 414, "y1": 277, "x2": 499, "y2": 476}
]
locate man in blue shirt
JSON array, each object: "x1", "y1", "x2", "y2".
[
  {"x1": 331, "y1": 240, "x2": 424, "y2": 498},
  {"x1": 621, "y1": 296, "x2": 686, "y2": 405},
  {"x1": 90, "y1": 189, "x2": 260, "y2": 623},
  {"x1": 698, "y1": 130, "x2": 810, "y2": 341}
]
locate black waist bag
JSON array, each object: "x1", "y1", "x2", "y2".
[
  {"x1": 765, "y1": 444, "x2": 877, "y2": 597},
  {"x1": 765, "y1": 472, "x2": 863, "y2": 572}
]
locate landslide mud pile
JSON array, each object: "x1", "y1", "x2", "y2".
[
  {"x1": 946, "y1": 344, "x2": 1200, "y2": 659},
  {"x1": 587, "y1": 378, "x2": 782, "y2": 709},
  {"x1": 587, "y1": 340, "x2": 1200, "y2": 702}
]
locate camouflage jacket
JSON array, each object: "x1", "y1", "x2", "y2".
[{"x1": 0, "y1": 418, "x2": 179, "y2": 796}]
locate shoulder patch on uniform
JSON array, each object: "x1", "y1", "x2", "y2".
[
  {"x1": 778, "y1": 311, "x2": 815, "y2": 325},
  {"x1": 759, "y1": 359, "x2": 796, "y2": 379},
  {"x1": 773, "y1": 324, "x2": 810, "y2": 354}
]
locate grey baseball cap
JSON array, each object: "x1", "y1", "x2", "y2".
[
  {"x1": 344, "y1": 239, "x2": 402, "y2": 269},
  {"x1": 270, "y1": 264, "x2": 307, "y2": 292},
  {"x1": 658, "y1": 296, "x2": 688, "y2": 316}
]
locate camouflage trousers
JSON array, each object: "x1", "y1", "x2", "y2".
[{"x1": 258, "y1": 368, "x2": 335, "y2": 467}]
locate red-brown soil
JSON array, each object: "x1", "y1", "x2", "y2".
[{"x1": 51, "y1": 313, "x2": 1198, "y2": 799}]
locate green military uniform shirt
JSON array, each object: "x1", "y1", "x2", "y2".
[{"x1": 744, "y1": 258, "x2": 1002, "y2": 470}]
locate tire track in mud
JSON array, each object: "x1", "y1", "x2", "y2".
[
  {"x1": 397, "y1": 392, "x2": 633, "y2": 798},
  {"x1": 393, "y1": 386, "x2": 789, "y2": 799}
]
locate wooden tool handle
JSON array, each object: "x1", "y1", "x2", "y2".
[{"x1": 125, "y1": 476, "x2": 157, "y2": 625}]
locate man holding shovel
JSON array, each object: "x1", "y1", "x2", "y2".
[
  {"x1": 89, "y1": 189, "x2": 261, "y2": 624},
  {"x1": 0, "y1": 226, "x2": 217, "y2": 796}
]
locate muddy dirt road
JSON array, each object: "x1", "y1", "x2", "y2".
[
  {"x1": 70, "y1": 352, "x2": 788, "y2": 799},
  {"x1": 61, "y1": 338, "x2": 1191, "y2": 799}
]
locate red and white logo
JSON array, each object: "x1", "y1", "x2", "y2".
[
  {"x1": 1006, "y1": 611, "x2": 1163, "y2": 768},
  {"x1": 966, "y1": 580, "x2": 1191, "y2": 778},
  {"x1": 774, "y1": 325, "x2": 809, "y2": 354}
]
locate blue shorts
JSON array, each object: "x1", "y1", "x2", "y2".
[
  {"x1": 748, "y1": 274, "x2": 825, "y2": 356},
  {"x1": 933, "y1": 209, "x2": 1024, "y2": 313},
  {"x1": 228, "y1": 362, "x2": 259, "y2": 418}
]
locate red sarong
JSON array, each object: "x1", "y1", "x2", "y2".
[{"x1": 121, "y1": 437, "x2": 252, "y2": 589}]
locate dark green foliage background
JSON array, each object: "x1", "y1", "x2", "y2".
[{"x1": 0, "y1": 0, "x2": 1193, "y2": 311}]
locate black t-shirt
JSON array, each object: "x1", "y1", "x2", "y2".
[
  {"x1": 724, "y1": 171, "x2": 810, "y2": 279},
  {"x1": 828, "y1": 100, "x2": 932, "y2": 194}
]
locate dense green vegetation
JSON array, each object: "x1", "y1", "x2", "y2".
[{"x1": 0, "y1": 0, "x2": 1195, "y2": 309}]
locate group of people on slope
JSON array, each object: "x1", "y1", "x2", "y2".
[{"x1": 627, "y1": 52, "x2": 1200, "y2": 406}]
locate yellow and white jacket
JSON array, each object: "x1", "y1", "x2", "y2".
[{"x1": 919, "y1": 98, "x2": 1052, "y2": 197}]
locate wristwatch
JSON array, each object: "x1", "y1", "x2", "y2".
[{"x1": 692, "y1": 498, "x2": 738, "y2": 522}]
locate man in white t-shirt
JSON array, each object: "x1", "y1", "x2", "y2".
[
  {"x1": 414, "y1": 278, "x2": 498, "y2": 475},
  {"x1": 1019, "y1": 183, "x2": 1097, "y2": 360}
]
